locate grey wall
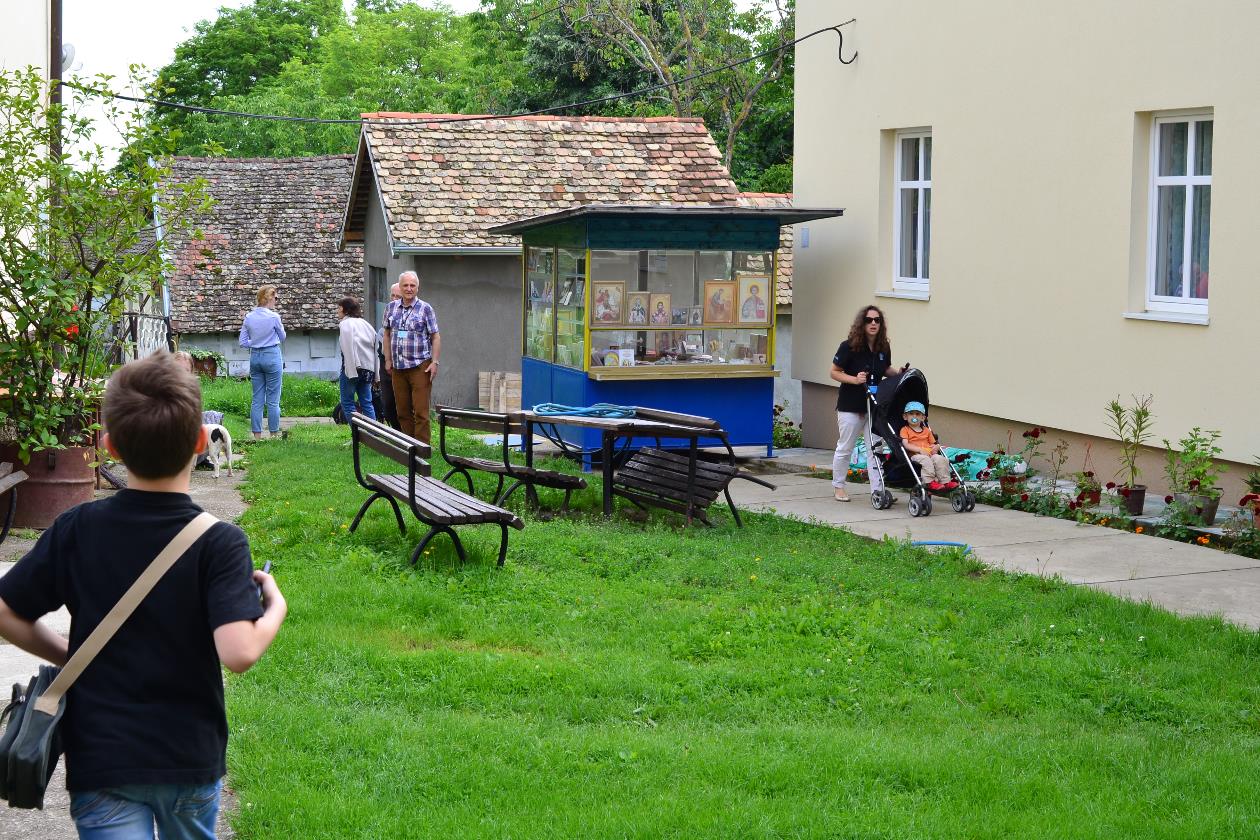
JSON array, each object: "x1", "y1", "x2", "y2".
[
  {"x1": 181, "y1": 329, "x2": 341, "y2": 379},
  {"x1": 362, "y1": 176, "x2": 524, "y2": 409},
  {"x1": 772, "y1": 311, "x2": 800, "y2": 425},
  {"x1": 413, "y1": 254, "x2": 522, "y2": 409}
]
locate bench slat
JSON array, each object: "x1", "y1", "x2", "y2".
[
  {"x1": 0, "y1": 470, "x2": 28, "y2": 496},
  {"x1": 369, "y1": 474, "x2": 523, "y2": 529},
  {"x1": 615, "y1": 472, "x2": 720, "y2": 506}
]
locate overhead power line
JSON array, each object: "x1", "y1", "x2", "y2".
[{"x1": 65, "y1": 19, "x2": 856, "y2": 129}]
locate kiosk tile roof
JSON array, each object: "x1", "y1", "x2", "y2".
[
  {"x1": 163, "y1": 155, "x2": 362, "y2": 333},
  {"x1": 344, "y1": 114, "x2": 745, "y2": 250},
  {"x1": 739, "y1": 193, "x2": 794, "y2": 307}
]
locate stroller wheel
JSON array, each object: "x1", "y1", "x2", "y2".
[
  {"x1": 909, "y1": 494, "x2": 929, "y2": 517},
  {"x1": 950, "y1": 492, "x2": 967, "y2": 513},
  {"x1": 964, "y1": 491, "x2": 976, "y2": 512},
  {"x1": 870, "y1": 490, "x2": 884, "y2": 510}
]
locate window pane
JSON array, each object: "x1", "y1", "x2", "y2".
[
  {"x1": 900, "y1": 137, "x2": 919, "y2": 181},
  {"x1": 555, "y1": 248, "x2": 586, "y2": 368},
  {"x1": 899, "y1": 188, "x2": 919, "y2": 279},
  {"x1": 1154, "y1": 185, "x2": 1185, "y2": 297},
  {"x1": 923, "y1": 137, "x2": 932, "y2": 181},
  {"x1": 1158, "y1": 122, "x2": 1187, "y2": 177},
  {"x1": 525, "y1": 247, "x2": 555, "y2": 361},
  {"x1": 1190, "y1": 184, "x2": 1210, "y2": 299},
  {"x1": 1194, "y1": 120, "x2": 1213, "y2": 176},
  {"x1": 922, "y1": 188, "x2": 931, "y2": 279}
]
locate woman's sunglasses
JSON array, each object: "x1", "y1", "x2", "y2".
[{"x1": 864, "y1": 316, "x2": 882, "y2": 324}]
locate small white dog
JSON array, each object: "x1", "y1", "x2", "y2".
[{"x1": 203, "y1": 424, "x2": 234, "y2": 478}]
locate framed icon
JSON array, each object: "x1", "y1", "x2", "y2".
[
  {"x1": 648, "y1": 293, "x2": 672, "y2": 326},
  {"x1": 703, "y1": 280, "x2": 736, "y2": 325},
  {"x1": 737, "y1": 275, "x2": 771, "y2": 324},
  {"x1": 591, "y1": 281, "x2": 624, "y2": 325},
  {"x1": 626, "y1": 292, "x2": 649, "y2": 325},
  {"x1": 688, "y1": 305, "x2": 703, "y2": 326}
]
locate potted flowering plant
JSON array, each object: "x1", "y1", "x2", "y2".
[
  {"x1": 1070, "y1": 444, "x2": 1103, "y2": 506},
  {"x1": 0, "y1": 69, "x2": 207, "y2": 527},
  {"x1": 1162, "y1": 427, "x2": 1225, "y2": 526},
  {"x1": 1104, "y1": 394, "x2": 1154, "y2": 515},
  {"x1": 1239, "y1": 462, "x2": 1260, "y2": 529},
  {"x1": 977, "y1": 428, "x2": 1044, "y2": 495}
]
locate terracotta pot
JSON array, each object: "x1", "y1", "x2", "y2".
[
  {"x1": 0, "y1": 444, "x2": 96, "y2": 529},
  {"x1": 1173, "y1": 492, "x2": 1220, "y2": 526},
  {"x1": 999, "y1": 475, "x2": 1026, "y2": 496},
  {"x1": 191, "y1": 357, "x2": 218, "y2": 378},
  {"x1": 1122, "y1": 484, "x2": 1147, "y2": 516}
]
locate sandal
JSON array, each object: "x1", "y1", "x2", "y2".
[{"x1": 834, "y1": 489, "x2": 851, "y2": 502}]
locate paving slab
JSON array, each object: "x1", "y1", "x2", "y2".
[
  {"x1": 983, "y1": 533, "x2": 1260, "y2": 583},
  {"x1": 1089, "y1": 566, "x2": 1260, "y2": 627}
]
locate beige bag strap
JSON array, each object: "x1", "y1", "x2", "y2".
[{"x1": 33, "y1": 512, "x2": 218, "y2": 715}]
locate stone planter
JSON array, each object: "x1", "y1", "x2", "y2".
[
  {"x1": 1173, "y1": 492, "x2": 1220, "y2": 526},
  {"x1": 0, "y1": 444, "x2": 96, "y2": 529}
]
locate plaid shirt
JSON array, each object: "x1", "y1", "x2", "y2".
[{"x1": 385, "y1": 298, "x2": 439, "y2": 370}]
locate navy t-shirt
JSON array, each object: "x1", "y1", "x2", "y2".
[
  {"x1": 0, "y1": 490, "x2": 263, "y2": 791},
  {"x1": 833, "y1": 339, "x2": 892, "y2": 413}
]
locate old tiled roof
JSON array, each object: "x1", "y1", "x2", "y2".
[
  {"x1": 343, "y1": 114, "x2": 744, "y2": 250},
  {"x1": 740, "y1": 193, "x2": 794, "y2": 307},
  {"x1": 163, "y1": 156, "x2": 363, "y2": 333}
]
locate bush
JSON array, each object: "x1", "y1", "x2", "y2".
[{"x1": 201, "y1": 375, "x2": 339, "y2": 417}]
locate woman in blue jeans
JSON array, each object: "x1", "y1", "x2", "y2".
[{"x1": 239, "y1": 285, "x2": 286, "y2": 439}]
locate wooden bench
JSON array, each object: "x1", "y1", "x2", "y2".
[
  {"x1": 0, "y1": 463, "x2": 30, "y2": 546},
  {"x1": 436, "y1": 406, "x2": 587, "y2": 511},
  {"x1": 608, "y1": 408, "x2": 776, "y2": 526},
  {"x1": 347, "y1": 414, "x2": 524, "y2": 566}
]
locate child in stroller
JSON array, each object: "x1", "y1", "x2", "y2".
[
  {"x1": 900, "y1": 401, "x2": 956, "y2": 491},
  {"x1": 865, "y1": 370, "x2": 976, "y2": 517}
]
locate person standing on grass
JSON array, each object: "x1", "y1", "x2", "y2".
[
  {"x1": 239, "y1": 284, "x2": 286, "y2": 440},
  {"x1": 0, "y1": 351, "x2": 287, "y2": 839},
  {"x1": 337, "y1": 296, "x2": 378, "y2": 421},
  {"x1": 383, "y1": 271, "x2": 441, "y2": 443},
  {"x1": 375, "y1": 283, "x2": 402, "y2": 428},
  {"x1": 830, "y1": 304, "x2": 902, "y2": 502}
]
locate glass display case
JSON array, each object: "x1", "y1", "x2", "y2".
[{"x1": 525, "y1": 246, "x2": 775, "y2": 376}]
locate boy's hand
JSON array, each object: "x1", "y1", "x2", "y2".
[{"x1": 253, "y1": 569, "x2": 284, "y2": 609}]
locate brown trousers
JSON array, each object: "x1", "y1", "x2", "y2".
[{"x1": 392, "y1": 360, "x2": 433, "y2": 443}]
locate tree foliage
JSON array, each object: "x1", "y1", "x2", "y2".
[{"x1": 150, "y1": 0, "x2": 795, "y2": 187}]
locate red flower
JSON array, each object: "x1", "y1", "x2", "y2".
[
  {"x1": 65, "y1": 324, "x2": 79, "y2": 338},
  {"x1": 1030, "y1": 428, "x2": 1041, "y2": 439},
  {"x1": 1105, "y1": 481, "x2": 1116, "y2": 490},
  {"x1": 1020, "y1": 493, "x2": 1029, "y2": 502},
  {"x1": 1084, "y1": 471, "x2": 1094, "y2": 478},
  {"x1": 1241, "y1": 494, "x2": 1260, "y2": 507},
  {"x1": 1119, "y1": 487, "x2": 1131, "y2": 498},
  {"x1": 1188, "y1": 478, "x2": 1200, "y2": 490},
  {"x1": 70, "y1": 304, "x2": 79, "y2": 312},
  {"x1": 1068, "y1": 501, "x2": 1078, "y2": 510},
  {"x1": 1164, "y1": 495, "x2": 1173, "y2": 504},
  {"x1": 1021, "y1": 431, "x2": 1030, "y2": 438}
]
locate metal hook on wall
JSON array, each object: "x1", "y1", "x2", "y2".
[{"x1": 833, "y1": 26, "x2": 858, "y2": 64}]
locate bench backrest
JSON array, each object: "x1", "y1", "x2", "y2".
[
  {"x1": 350, "y1": 414, "x2": 431, "y2": 485},
  {"x1": 436, "y1": 406, "x2": 524, "y2": 436},
  {"x1": 632, "y1": 406, "x2": 723, "y2": 431}
]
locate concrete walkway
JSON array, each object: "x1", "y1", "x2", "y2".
[
  {"x1": 738, "y1": 449, "x2": 1260, "y2": 629},
  {"x1": 0, "y1": 465, "x2": 248, "y2": 839}
]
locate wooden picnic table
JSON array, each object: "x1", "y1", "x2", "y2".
[{"x1": 513, "y1": 409, "x2": 728, "y2": 519}]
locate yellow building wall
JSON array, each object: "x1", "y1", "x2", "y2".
[
  {"x1": 793, "y1": 0, "x2": 1260, "y2": 466},
  {"x1": 0, "y1": 1, "x2": 50, "y2": 75}
]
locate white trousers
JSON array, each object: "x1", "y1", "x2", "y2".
[{"x1": 832, "y1": 411, "x2": 884, "y2": 492}]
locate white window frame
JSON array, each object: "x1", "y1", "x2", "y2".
[
  {"x1": 893, "y1": 128, "x2": 932, "y2": 292},
  {"x1": 1146, "y1": 112, "x2": 1212, "y2": 316}
]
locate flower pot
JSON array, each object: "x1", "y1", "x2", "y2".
[
  {"x1": 1173, "y1": 492, "x2": 1220, "y2": 526},
  {"x1": 1252, "y1": 502, "x2": 1260, "y2": 530},
  {"x1": 999, "y1": 475, "x2": 1026, "y2": 496},
  {"x1": 0, "y1": 444, "x2": 96, "y2": 529},
  {"x1": 191, "y1": 357, "x2": 218, "y2": 378},
  {"x1": 1122, "y1": 484, "x2": 1147, "y2": 516}
]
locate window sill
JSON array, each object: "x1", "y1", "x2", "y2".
[
  {"x1": 1123, "y1": 311, "x2": 1209, "y2": 326},
  {"x1": 875, "y1": 289, "x2": 930, "y2": 302}
]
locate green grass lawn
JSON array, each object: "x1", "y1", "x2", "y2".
[
  {"x1": 222, "y1": 420, "x2": 1260, "y2": 839},
  {"x1": 201, "y1": 374, "x2": 340, "y2": 418}
]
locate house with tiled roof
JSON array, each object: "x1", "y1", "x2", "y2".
[
  {"x1": 161, "y1": 155, "x2": 363, "y2": 376},
  {"x1": 338, "y1": 113, "x2": 800, "y2": 411}
]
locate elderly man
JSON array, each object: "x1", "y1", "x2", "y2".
[
  {"x1": 375, "y1": 283, "x2": 402, "y2": 428},
  {"x1": 383, "y1": 271, "x2": 441, "y2": 443}
]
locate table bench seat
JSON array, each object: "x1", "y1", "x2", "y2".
[{"x1": 612, "y1": 447, "x2": 775, "y2": 526}]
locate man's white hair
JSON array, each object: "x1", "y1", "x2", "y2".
[{"x1": 398, "y1": 271, "x2": 419, "y2": 283}]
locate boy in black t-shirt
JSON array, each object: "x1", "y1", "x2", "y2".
[{"x1": 0, "y1": 352, "x2": 287, "y2": 839}]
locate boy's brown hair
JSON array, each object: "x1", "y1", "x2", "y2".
[{"x1": 104, "y1": 351, "x2": 203, "y2": 479}]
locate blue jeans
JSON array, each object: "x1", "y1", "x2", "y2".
[
  {"x1": 249, "y1": 345, "x2": 283, "y2": 434},
  {"x1": 338, "y1": 370, "x2": 376, "y2": 420},
  {"x1": 69, "y1": 779, "x2": 220, "y2": 840}
]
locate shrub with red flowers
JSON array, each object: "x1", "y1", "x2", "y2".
[{"x1": 0, "y1": 69, "x2": 207, "y2": 460}]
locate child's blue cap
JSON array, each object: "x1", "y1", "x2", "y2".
[{"x1": 903, "y1": 401, "x2": 926, "y2": 414}]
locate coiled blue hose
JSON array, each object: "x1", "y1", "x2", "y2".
[
  {"x1": 911, "y1": 540, "x2": 973, "y2": 556},
  {"x1": 532, "y1": 403, "x2": 637, "y2": 419}
]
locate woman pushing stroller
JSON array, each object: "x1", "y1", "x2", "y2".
[{"x1": 830, "y1": 304, "x2": 905, "y2": 502}]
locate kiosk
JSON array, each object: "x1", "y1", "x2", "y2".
[{"x1": 490, "y1": 205, "x2": 843, "y2": 455}]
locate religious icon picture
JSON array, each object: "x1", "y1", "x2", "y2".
[
  {"x1": 591, "y1": 281, "x2": 624, "y2": 325},
  {"x1": 648, "y1": 293, "x2": 672, "y2": 326},
  {"x1": 737, "y1": 275, "x2": 771, "y2": 325},
  {"x1": 688, "y1": 305, "x2": 703, "y2": 326},
  {"x1": 670, "y1": 305, "x2": 688, "y2": 325},
  {"x1": 703, "y1": 280, "x2": 736, "y2": 325},
  {"x1": 626, "y1": 292, "x2": 649, "y2": 325}
]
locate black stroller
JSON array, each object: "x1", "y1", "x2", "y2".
[{"x1": 865, "y1": 368, "x2": 976, "y2": 517}]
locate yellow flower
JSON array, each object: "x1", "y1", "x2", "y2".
[
  {"x1": 749, "y1": 574, "x2": 757, "y2": 582},
  {"x1": 1134, "y1": 526, "x2": 1144, "y2": 534}
]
